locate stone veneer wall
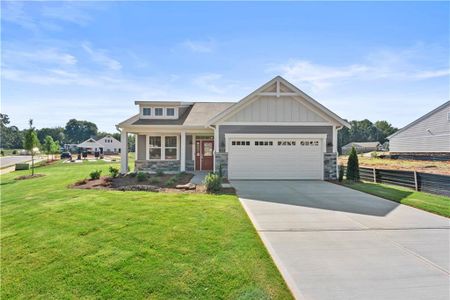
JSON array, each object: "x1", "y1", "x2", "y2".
[
  {"x1": 214, "y1": 152, "x2": 228, "y2": 177},
  {"x1": 135, "y1": 160, "x2": 180, "y2": 173},
  {"x1": 323, "y1": 153, "x2": 337, "y2": 180},
  {"x1": 186, "y1": 160, "x2": 195, "y2": 172}
]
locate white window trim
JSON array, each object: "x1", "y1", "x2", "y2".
[
  {"x1": 140, "y1": 106, "x2": 179, "y2": 119},
  {"x1": 146, "y1": 134, "x2": 179, "y2": 161}
]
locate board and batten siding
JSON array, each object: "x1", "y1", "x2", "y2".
[
  {"x1": 219, "y1": 125, "x2": 334, "y2": 153},
  {"x1": 390, "y1": 103, "x2": 450, "y2": 152},
  {"x1": 225, "y1": 96, "x2": 327, "y2": 123}
]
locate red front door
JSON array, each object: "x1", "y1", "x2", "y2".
[{"x1": 195, "y1": 140, "x2": 214, "y2": 171}]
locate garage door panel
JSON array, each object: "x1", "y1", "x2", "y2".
[{"x1": 228, "y1": 138, "x2": 324, "y2": 180}]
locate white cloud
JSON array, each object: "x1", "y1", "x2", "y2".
[
  {"x1": 1, "y1": 1, "x2": 38, "y2": 31},
  {"x1": 2, "y1": 48, "x2": 77, "y2": 67},
  {"x1": 40, "y1": 3, "x2": 93, "y2": 26},
  {"x1": 270, "y1": 46, "x2": 449, "y2": 91},
  {"x1": 81, "y1": 42, "x2": 122, "y2": 71},
  {"x1": 192, "y1": 73, "x2": 224, "y2": 93},
  {"x1": 181, "y1": 39, "x2": 215, "y2": 53}
]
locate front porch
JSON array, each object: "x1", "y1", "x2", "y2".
[{"x1": 120, "y1": 129, "x2": 220, "y2": 174}]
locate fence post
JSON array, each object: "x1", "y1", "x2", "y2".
[
  {"x1": 413, "y1": 170, "x2": 418, "y2": 191},
  {"x1": 373, "y1": 168, "x2": 377, "y2": 183}
]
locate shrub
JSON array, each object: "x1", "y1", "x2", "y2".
[
  {"x1": 156, "y1": 169, "x2": 164, "y2": 177},
  {"x1": 89, "y1": 170, "x2": 102, "y2": 180},
  {"x1": 109, "y1": 166, "x2": 119, "y2": 178},
  {"x1": 338, "y1": 164, "x2": 344, "y2": 182},
  {"x1": 346, "y1": 146, "x2": 360, "y2": 182},
  {"x1": 370, "y1": 151, "x2": 378, "y2": 158},
  {"x1": 12, "y1": 150, "x2": 17, "y2": 155},
  {"x1": 165, "y1": 177, "x2": 176, "y2": 187},
  {"x1": 203, "y1": 173, "x2": 221, "y2": 193},
  {"x1": 137, "y1": 172, "x2": 147, "y2": 182},
  {"x1": 149, "y1": 177, "x2": 161, "y2": 184},
  {"x1": 0, "y1": 150, "x2": 4, "y2": 156},
  {"x1": 129, "y1": 172, "x2": 137, "y2": 177}
]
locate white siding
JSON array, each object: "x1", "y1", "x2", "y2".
[
  {"x1": 225, "y1": 96, "x2": 327, "y2": 123},
  {"x1": 390, "y1": 103, "x2": 450, "y2": 152}
]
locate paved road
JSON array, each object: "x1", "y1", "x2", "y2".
[
  {"x1": 0, "y1": 156, "x2": 32, "y2": 168},
  {"x1": 232, "y1": 180, "x2": 450, "y2": 300}
]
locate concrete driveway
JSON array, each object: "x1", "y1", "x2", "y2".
[{"x1": 232, "y1": 180, "x2": 450, "y2": 300}]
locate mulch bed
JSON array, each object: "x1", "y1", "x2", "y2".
[
  {"x1": 71, "y1": 173, "x2": 236, "y2": 194},
  {"x1": 15, "y1": 174, "x2": 46, "y2": 180}
]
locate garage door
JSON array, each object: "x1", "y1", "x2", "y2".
[{"x1": 228, "y1": 138, "x2": 324, "y2": 180}]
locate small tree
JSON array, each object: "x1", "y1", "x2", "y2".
[
  {"x1": 51, "y1": 140, "x2": 60, "y2": 160},
  {"x1": 346, "y1": 146, "x2": 360, "y2": 181},
  {"x1": 23, "y1": 119, "x2": 40, "y2": 175},
  {"x1": 42, "y1": 135, "x2": 56, "y2": 161}
]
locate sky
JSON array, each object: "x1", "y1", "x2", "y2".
[{"x1": 1, "y1": 1, "x2": 449, "y2": 132}]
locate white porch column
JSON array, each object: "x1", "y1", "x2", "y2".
[
  {"x1": 120, "y1": 130, "x2": 129, "y2": 174},
  {"x1": 332, "y1": 126, "x2": 338, "y2": 153},
  {"x1": 180, "y1": 131, "x2": 186, "y2": 172}
]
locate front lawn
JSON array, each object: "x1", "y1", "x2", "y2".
[
  {"x1": 1, "y1": 161, "x2": 292, "y2": 299},
  {"x1": 342, "y1": 181, "x2": 450, "y2": 218}
]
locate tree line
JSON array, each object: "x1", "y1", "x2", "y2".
[
  {"x1": 0, "y1": 114, "x2": 123, "y2": 150},
  {"x1": 337, "y1": 119, "x2": 398, "y2": 154}
]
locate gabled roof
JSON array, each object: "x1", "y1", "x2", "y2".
[
  {"x1": 207, "y1": 76, "x2": 350, "y2": 128},
  {"x1": 387, "y1": 100, "x2": 450, "y2": 140},
  {"x1": 77, "y1": 138, "x2": 104, "y2": 148}
]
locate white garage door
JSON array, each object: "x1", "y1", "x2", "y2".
[{"x1": 228, "y1": 137, "x2": 324, "y2": 180}]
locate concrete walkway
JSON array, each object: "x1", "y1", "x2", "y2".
[{"x1": 232, "y1": 180, "x2": 450, "y2": 300}]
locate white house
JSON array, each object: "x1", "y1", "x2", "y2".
[{"x1": 96, "y1": 135, "x2": 122, "y2": 154}]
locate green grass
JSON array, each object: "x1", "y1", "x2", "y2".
[
  {"x1": 1, "y1": 161, "x2": 292, "y2": 299},
  {"x1": 343, "y1": 181, "x2": 450, "y2": 217}
]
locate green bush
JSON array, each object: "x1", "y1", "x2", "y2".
[
  {"x1": 1, "y1": 150, "x2": 4, "y2": 156},
  {"x1": 338, "y1": 164, "x2": 344, "y2": 182},
  {"x1": 149, "y1": 177, "x2": 160, "y2": 184},
  {"x1": 203, "y1": 173, "x2": 221, "y2": 193},
  {"x1": 137, "y1": 172, "x2": 147, "y2": 182},
  {"x1": 346, "y1": 146, "x2": 360, "y2": 181},
  {"x1": 109, "y1": 166, "x2": 119, "y2": 178},
  {"x1": 156, "y1": 169, "x2": 164, "y2": 177},
  {"x1": 12, "y1": 150, "x2": 17, "y2": 155},
  {"x1": 89, "y1": 170, "x2": 102, "y2": 180},
  {"x1": 165, "y1": 176, "x2": 177, "y2": 187},
  {"x1": 129, "y1": 172, "x2": 137, "y2": 177}
]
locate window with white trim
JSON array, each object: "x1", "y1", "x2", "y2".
[
  {"x1": 165, "y1": 136, "x2": 177, "y2": 159},
  {"x1": 143, "y1": 108, "x2": 151, "y2": 116},
  {"x1": 166, "y1": 108, "x2": 175, "y2": 116},
  {"x1": 149, "y1": 136, "x2": 161, "y2": 159},
  {"x1": 278, "y1": 141, "x2": 296, "y2": 146},
  {"x1": 231, "y1": 141, "x2": 250, "y2": 146},
  {"x1": 255, "y1": 141, "x2": 273, "y2": 146},
  {"x1": 155, "y1": 108, "x2": 163, "y2": 116}
]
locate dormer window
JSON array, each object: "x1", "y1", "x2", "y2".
[
  {"x1": 155, "y1": 108, "x2": 163, "y2": 116},
  {"x1": 143, "y1": 108, "x2": 151, "y2": 116},
  {"x1": 166, "y1": 108, "x2": 175, "y2": 116}
]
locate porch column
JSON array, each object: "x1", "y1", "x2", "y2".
[
  {"x1": 120, "y1": 130, "x2": 129, "y2": 174},
  {"x1": 180, "y1": 131, "x2": 186, "y2": 172}
]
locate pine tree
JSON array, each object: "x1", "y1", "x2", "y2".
[{"x1": 346, "y1": 146, "x2": 360, "y2": 181}]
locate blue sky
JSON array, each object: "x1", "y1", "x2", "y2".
[{"x1": 1, "y1": 1, "x2": 449, "y2": 132}]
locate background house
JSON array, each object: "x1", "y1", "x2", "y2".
[
  {"x1": 387, "y1": 101, "x2": 450, "y2": 161},
  {"x1": 342, "y1": 142, "x2": 381, "y2": 154},
  {"x1": 96, "y1": 135, "x2": 121, "y2": 154}
]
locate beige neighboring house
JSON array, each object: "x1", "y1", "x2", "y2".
[
  {"x1": 388, "y1": 101, "x2": 450, "y2": 160},
  {"x1": 342, "y1": 142, "x2": 381, "y2": 154},
  {"x1": 116, "y1": 76, "x2": 350, "y2": 179}
]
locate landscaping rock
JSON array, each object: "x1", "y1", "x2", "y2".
[
  {"x1": 175, "y1": 183, "x2": 196, "y2": 190},
  {"x1": 117, "y1": 185, "x2": 160, "y2": 192}
]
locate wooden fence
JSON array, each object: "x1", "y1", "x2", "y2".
[{"x1": 342, "y1": 166, "x2": 450, "y2": 197}]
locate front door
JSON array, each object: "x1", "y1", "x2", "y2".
[
  {"x1": 201, "y1": 141, "x2": 214, "y2": 170},
  {"x1": 195, "y1": 140, "x2": 214, "y2": 171}
]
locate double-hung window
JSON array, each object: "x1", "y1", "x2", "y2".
[
  {"x1": 155, "y1": 108, "x2": 163, "y2": 116},
  {"x1": 165, "y1": 136, "x2": 177, "y2": 159},
  {"x1": 149, "y1": 137, "x2": 161, "y2": 159}
]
